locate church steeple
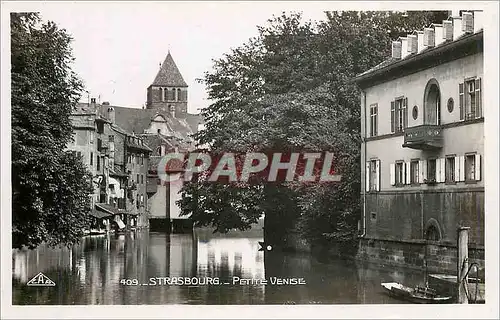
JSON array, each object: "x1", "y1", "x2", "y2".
[
  {"x1": 152, "y1": 52, "x2": 188, "y2": 87},
  {"x1": 146, "y1": 52, "x2": 188, "y2": 116}
]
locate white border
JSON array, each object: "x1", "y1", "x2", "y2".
[{"x1": 1, "y1": 1, "x2": 499, "y2": 319}]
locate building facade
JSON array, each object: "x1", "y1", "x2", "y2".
[
  {"x1": 68, "y1": 99, "x2": 152, "y2": 233},
  {"x1": 354, "y1": 11, "x2": 484, "y2": 274}
]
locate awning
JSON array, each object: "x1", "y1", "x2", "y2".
[
  {"x1": 96, "y1": 203, "x2": 121, "y2": 216},
  {"x1": 114, "y1": 216, "x2": 126, "y2": 229},
  {"x1": 89, "y1": 208, "x2": 112, "y2": 219}
]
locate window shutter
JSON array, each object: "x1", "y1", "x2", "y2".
[
  {"x1": 390, "y1": 163, "x2": 395, "y2": 186},
  {"x1": 403, "y1": 98, "x2": 408, "y2": 129},
  {"x1": 440, "y1": 158, "x2": 446, "y2": 182},
  {"x1": 418, "y1": 160, "x2": 424, "y2": 183},
  {"x1": 422, "y1": 160, "x2": 428, "y2": 182},
  {"x1": 459, "y1": 83, "x2": 464, "y2": 120},
  {"x1": 391, "y1": 101, "x2": 395, "y2": 133},
  {"x1": 405, "y1": 162, "x2": 411, "y2": 184},
  {"x1": 475, "y1": 154, "x2": 481, "y2": 181},
  {"x1": 459, "y1": 156, "x2": 466, "y2": 182},
  {"x1": 454, "y1": 156, "x2": 460, "y2": 182},
  {"x1": 376, "y1": 160, "x2": 381, "y2": 191},
  {"x1": 475, "y1": 78, "x2": 481, "y2": 118},
  {"x1": 366, "y1": 162, "x2": 371, "y2": 192}
]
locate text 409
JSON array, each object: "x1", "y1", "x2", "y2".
[{"x1": 120, "y1": 279, "x2": 139, "y2": 286}]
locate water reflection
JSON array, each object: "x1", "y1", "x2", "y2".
[{"x1": 12, "y1": 230, "x2": 424, "y2": 305}]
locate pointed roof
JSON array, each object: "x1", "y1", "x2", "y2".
[{"x1": 152, "y1": 52, "x2": 188, "y2": 87}]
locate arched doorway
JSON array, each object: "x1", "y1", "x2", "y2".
[
  {"x1": 424, "y1": 79, "x2": 441, "y2": 125},
  {"x1": 426, "y1": 225, "x2": 441, "y2": 241},
  {"x1": 424, "y1": 218, "x2": 442, "y2": 242}
]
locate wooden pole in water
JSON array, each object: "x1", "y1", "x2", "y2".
[{"x1": 457, "y1": 226, "x2": 470, "y2": 304}]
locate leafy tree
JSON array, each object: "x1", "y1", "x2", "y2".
[
  {"x1": 11, "y1": 13, "x2": 92, "y2": 249},
  {"x1": 179, "y1": 11, "x2": 448, "y2": 250}
]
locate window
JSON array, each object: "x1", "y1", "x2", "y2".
[
  {"x1": 465, "y1": 154, "x2": 476, "y2": 181},
  {"x1": 97, "y1": 122, "x2": 104, "y2": 134},
  {"x1": 410, "y1": 160, "x2": 419, "y2": 184},
  {"x1": 141, "y1": 175, "x2": 144, "y2": 184},
  {"x1": 97, "y1": 156, "x2": 101, "y2": 171},
  {"x1": 427, "y1": 159, "x2": 437, "y2": 182},
  {"x1": 163, "y1": 87, "x2": 168, "y2": 101},
  {"x1": 141, "y1": 154, "x2": 144, "y2": 165},
  {"x1": 369, "y1": 104, "x2": 378, "y2": 137},
  {"x1": 109, "y1": 135, "x2": 114, "y2": 142},
  {"x1": 412, "y1": 105, "x2": 418, "y2": 120},
  {"x1": 137, "y1": 174, "x2": 140, "y2": 183},
  {"x1": 447, "y1": 98, "x2": 454, "y2": 113},
  {"x1": 366, "y1": 160, "x2": 380, "y2": 192},
  {"x1": 395, "y1": 162, "x2": 404, "y2": 185},
  {"x1": 90, "y1": 152, "x2": 93, "y2": 166},
  {"x1": 168, "y1": 88, "x2": 176, "y2": 101},
  {"x1": 97, "y1": 138, "x2": 102, "y2": 152},
  {"x1": 370, "y1": 160, "x2": 377, "y2": 190},
  {"x1": 90, "y1": 131, "x2": 94, "y2": 144},
  {"x1": 460, "y1": 78, "x2": 482, "y2": 120},
  {"x1": 391, "y1": 97, "x2": 408, "y2": 133},
  {"x1": 177, "y1": 88, "x2": 181, "y2": 101},
  {"x1": 72, "y1": 151, "x2": 82, "y2": 159},
  {"x1": 445, "y1": 156, "x2": 455, "y2": 182}
]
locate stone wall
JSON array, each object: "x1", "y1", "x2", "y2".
[
  {"x1": 365, "y1": 189, "x2": 484, "y2": 246},
  {"x1": 357, "y1": 238, "x2": 485, "y2": 278}
]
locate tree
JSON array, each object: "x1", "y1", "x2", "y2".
[
  {"x1": 11, "y1": 13, "x2": 92, "y2": 249},
  {"x1": 179, "y1": 11, "x2": 448, "y2": 249}
]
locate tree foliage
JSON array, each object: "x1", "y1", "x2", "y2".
[
  {"x1": 179, "y1": 11, "x2": 448, "y2": 248},
  {"x1": 11, "y1": 13, "x2": 92, "y2": 249}
]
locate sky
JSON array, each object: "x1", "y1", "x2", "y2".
[
  {"x1": 7, "y1": 2, "x2": 484, "y2": 114},
  {"x1": 34, "y1": 2, "x2": 330, "y2": 114}
]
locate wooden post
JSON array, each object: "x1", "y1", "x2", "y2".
[{"x1": 457, "y1": 226, "x2": 470, "y2": 304}]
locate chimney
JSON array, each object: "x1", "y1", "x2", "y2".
[
  {"x1": 462, "y1": 12, "x2": 474, "y2": 33},
  {"x1": 417, "y1": 31, "x2": 425, "y2": 53},
  {"x1": 433, "y1": 24, "x2": 444, "y2": 46},
  {"x1": 443, "y1": 20, "x2": 453, "y2": 40},
  {"x1": 423, "y1": 28, "x2": 435, "y2": 47},
  {"x1": 400, "y1": 37, "x2": 409, "y2": 59},
  {"x1": 107, "y1": 106, "x2": 115, "y2": 124},
  {"x1": 407, "y1": 34, "x2": 418, "y2": 54},
  {"x1": 473, "y1": 11, "x2": 483, "y2": 32},
  {"x1": 453, "y1": 16, "x2": 464, "y2": 39},
  {"x1": 391, "y1": 41, "x2": 402, "y2": 59}
]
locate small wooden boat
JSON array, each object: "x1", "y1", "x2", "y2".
[{"x1": 381, "y1": 282, "x2": 453, "y2": 304}]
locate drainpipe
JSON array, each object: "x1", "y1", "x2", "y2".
[{"x1": 360, "y1": 89, "x2": 367, "y2": 238}]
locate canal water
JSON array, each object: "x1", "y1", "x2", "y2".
[{"x1": 12, "y1": 228, "x2": 425, "y2": 305}]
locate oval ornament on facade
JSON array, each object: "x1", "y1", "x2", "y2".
[
  {"x1": 447, "y1": 98, "x2": 454, "y2": 113},
  {"x1": 412, "y1": 105, "x2": 418, "y2": 120}
]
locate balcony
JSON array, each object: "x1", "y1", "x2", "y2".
[{"x1": 402, "y1": 124, "x2": 443, "y2": 150}]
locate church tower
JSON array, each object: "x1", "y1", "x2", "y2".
[{"x1": 146, "y1": 52, "x2": 188, "y2": 117}]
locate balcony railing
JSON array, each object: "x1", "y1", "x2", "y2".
[{"x1": 403, "y1": 124, "x2": 443, "y2": 150}]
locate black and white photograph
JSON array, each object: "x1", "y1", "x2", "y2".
[{"x1": 1, "y1": 1, "x2": 498, "y2": 319}]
